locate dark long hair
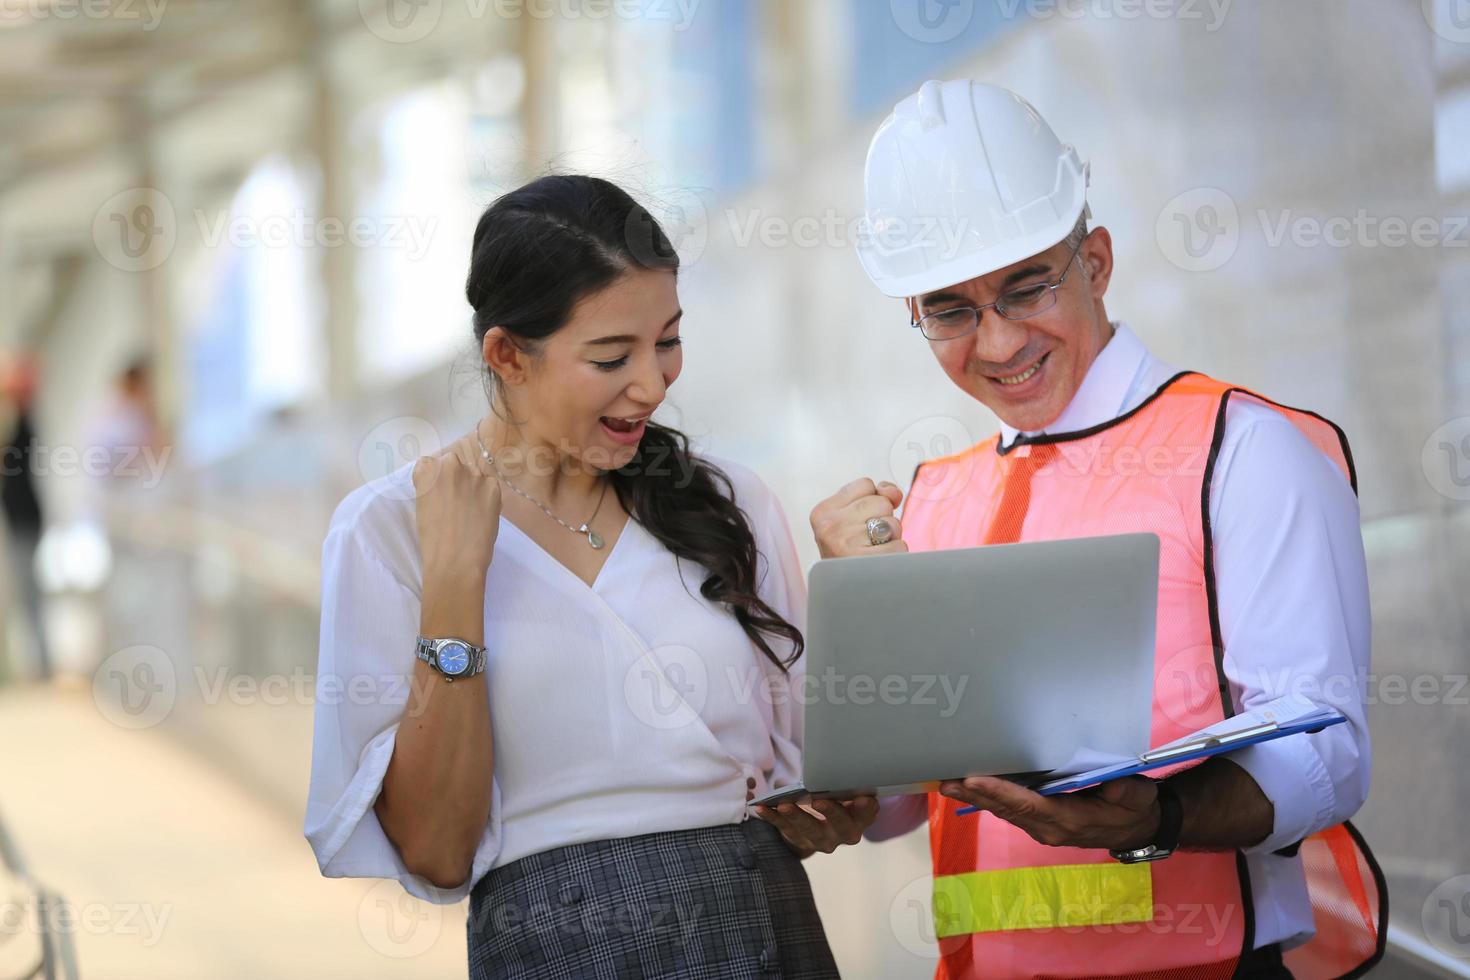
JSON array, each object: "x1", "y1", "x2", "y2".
[{"x1": 466, "y1": 175, "x2": 803, "y2": 670}]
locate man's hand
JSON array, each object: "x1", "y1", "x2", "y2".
[
  {"x1": 810, "y1": 478, "x2": 907, "y2": 558},
  {"x1": 937, "y1": 776, "x2": 1161, "y2": 852},
  {"x1": 753, "y1": 797, "x2": 880, "y2": 858}
]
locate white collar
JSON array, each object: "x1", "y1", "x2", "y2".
[{"x1": 998, "y1": 321, "x2": 1152, "y2": 449}]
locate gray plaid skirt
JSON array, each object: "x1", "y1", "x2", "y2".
[{"x1": 467, "y1": 817, "x2": 840, "y2": 979}]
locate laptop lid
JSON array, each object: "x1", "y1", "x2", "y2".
[{"x1": 795, "y1": 532, "x2": 1160, "y2": 798}]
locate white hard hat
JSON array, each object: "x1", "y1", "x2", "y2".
[{"x1": 855, "y1": 79, "x2": 1090, "y2": 299}]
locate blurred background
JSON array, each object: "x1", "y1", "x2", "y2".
[{"x1": 0, "y1": 0, "x2": 1467, "y2": 976}]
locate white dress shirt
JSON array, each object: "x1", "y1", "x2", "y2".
[
  {"x1": 305, "y1": 454, "x2": 806, "y2": 904},
  {"x1": 868, "y1": 322, "x2": 1372, "y2": 951}
]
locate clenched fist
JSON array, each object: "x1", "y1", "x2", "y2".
[
  {"x1": 412, "y1": 428, "x2": 504, "y2": 581},
  {"x1": 810, "y1": 477, "x2": 907, "y2": 558}
]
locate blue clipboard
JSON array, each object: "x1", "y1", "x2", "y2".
[{"x1": 955, "y1": 711, "x2": 1346, "y2": 813}]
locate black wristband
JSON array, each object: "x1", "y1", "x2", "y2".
[{"x1": 1152, "y1": 778, "x2": 1184, "y2": 852}]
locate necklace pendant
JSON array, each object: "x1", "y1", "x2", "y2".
[{"x1": 583, "y1": 525, "x2": 605, "y2": 550}]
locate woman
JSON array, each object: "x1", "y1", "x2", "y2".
[{"x1": 305, "y1": 175, "x2": 878, "y2": 979}]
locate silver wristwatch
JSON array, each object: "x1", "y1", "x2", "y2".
[{"x1": 414, "y1": 635, "x2": 487, "y2": 682}]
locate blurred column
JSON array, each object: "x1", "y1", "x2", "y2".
[
  {"x1": 1434, "y1": 4, "x2": 1470, "y2": 419},
  {"x1": 0, "y1": 205, "x2": 15, "y2": 348},
  {"x1": 123, "y1": 94, "x2": 179, "y2": 444},
  {"x1": 306, "y1": 4, "x2": 360, "y2": 405},
  {"x1": 519, "y1": 7, "x2": 558, "y2": 170},
  {"x1": 753, "y1": 0, "x2": 853, "y2": 419},
  {"x1": 759, "y1": 0, "x2": 849, "y2": 171}
]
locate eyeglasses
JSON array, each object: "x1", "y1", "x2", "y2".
[{"x1": 910, "y1": 234, "x2": 1088, "y2": 342}]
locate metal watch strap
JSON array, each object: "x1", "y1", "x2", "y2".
[{"x1": 415, "y1": 635, "x2": 486, "y2": 681}]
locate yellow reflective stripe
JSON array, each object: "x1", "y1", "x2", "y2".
[{"x1": 932, "y1": 863, "x2": 1155, "y2": 937}]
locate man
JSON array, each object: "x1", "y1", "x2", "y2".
[{"x1": 806, "y1": 81, "x2": 1384, "y2": 979}]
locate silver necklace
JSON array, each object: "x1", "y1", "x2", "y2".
[{"x1": 475, "y1": 425, "x2": 609, "y2": 550}]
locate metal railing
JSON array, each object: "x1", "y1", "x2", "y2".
[{"x1": 0, "y1": 805, "x2": 78, "y2": 980}]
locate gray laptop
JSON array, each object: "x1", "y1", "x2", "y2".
[{"x1": 750, "y1": 532, "x2": 1160, "y2": 806}]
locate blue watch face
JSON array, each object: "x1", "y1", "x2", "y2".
[{"x1": 438, "y1": 642, "x2": 471, "y2": 675}]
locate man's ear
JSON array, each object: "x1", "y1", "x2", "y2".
[
  {"x1": 482, "y1": 327, "x2": 528, "y2": 385},
  {"x1": 1082, "y1": 225, "x2": 1114, "y2": 298}
]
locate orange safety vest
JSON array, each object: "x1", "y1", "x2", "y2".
[{"x1": 901, "y1": 372, "x2": 1386, "y2": 980}]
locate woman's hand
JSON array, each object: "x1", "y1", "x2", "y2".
[
  {"x1": 413, "y1": 426, "x2": 503, "y2": 581},
  {"x1": 754, "y1": 796, "x2": 880, "y2": 857}
]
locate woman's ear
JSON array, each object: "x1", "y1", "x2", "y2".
[{"x1": 482, "y1": 326, "x2": 528, "y2": 385}]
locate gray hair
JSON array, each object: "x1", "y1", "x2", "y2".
[{"x1": 1061, "y1": 210, "x2": 1090, "y2": 279}]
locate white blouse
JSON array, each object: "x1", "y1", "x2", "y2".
[{"x1": 304, "y1": 453, "x2": 806, "y2": 904}]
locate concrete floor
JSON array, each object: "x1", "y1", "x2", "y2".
[{"x1": 0, "y1": 681, "x2": 469, "y2": 979}]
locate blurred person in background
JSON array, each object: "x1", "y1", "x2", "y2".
[
  {"x1": 0, "y1": 349, "x2": 51, "y2": 683},
  {"x1": 306, "y1": 175, "x2": 876, "y2": 979},
  {"x1": 78, "y1": 355, "x2": 173, "y2": 675},
  {"x1": 84, "y1": 356, "x2": 169, "y2": 498},
  {"x1": 803, "y1": 80, "x2": 1384, "y2": 980},
  {"x1": 77, "y1": 354, "x2": 171, "y2": 537}
]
